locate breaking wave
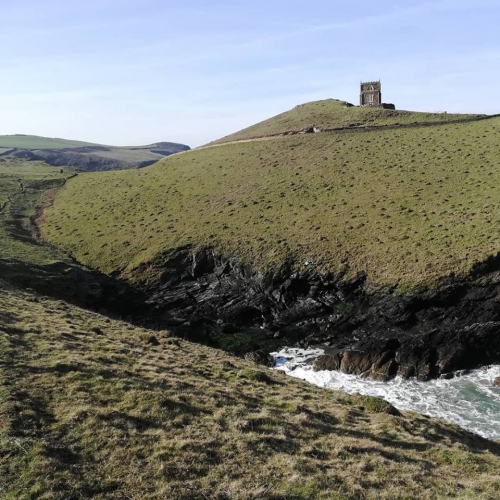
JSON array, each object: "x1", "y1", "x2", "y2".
[{"x1": 272, "y1": 346, "x2": 500, "y2": 440}]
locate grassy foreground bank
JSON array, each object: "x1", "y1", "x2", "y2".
[
  {"x1": 2, "y1": 280, "x2": 500, "y2": 499},
  {"x1": 42, "y1": 105, "x2": 500, "y2": 287}
]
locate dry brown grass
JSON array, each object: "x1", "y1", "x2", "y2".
[{"x1": 2, "y1": 279, "x2": 500, "y2": 499}]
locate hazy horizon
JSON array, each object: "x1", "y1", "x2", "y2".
[{"x1": 1, "y1": 0, "x2": 499, "y2": 148}]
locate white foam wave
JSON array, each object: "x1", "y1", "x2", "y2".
[{"x1": 272, "y1": 346, "x2": 500, "y2": 440}]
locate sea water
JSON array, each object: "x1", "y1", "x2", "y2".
[{"x1": 272, "y1": 346, "x2": 500, "y2": 440}]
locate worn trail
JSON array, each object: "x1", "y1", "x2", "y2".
[{"x1": 199, "y1": 113, "x2": 500, "y2": 149}]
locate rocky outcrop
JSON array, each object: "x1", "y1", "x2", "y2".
[
  {"x1": 139, "y1": 247, "x2": 500, "y2": 381},
  {"x1": 313, "y1": 353, "x2": 342, "y2": 372}
]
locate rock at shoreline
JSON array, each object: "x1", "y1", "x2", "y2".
[
  {"x1": 493, "y1": 377, "x2": 500, "y2": 387},
  {"x1": 313, "y1": 353, "x2": 342, "y2": 371}
]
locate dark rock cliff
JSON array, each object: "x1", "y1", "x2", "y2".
[{"x1": 140, "y1": 247, "x2": 500, "y2": 381}]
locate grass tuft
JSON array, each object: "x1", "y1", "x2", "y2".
[{"x1": 237, "y1": 367, "x2": 275, "y2": 384}]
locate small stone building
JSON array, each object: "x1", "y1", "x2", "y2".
[
  {"x1": 359, "y1": 81, "x2": 395, "y2": 109},
  {"x1": 360, "y1": 81, "x2": 382, "y2": 106}
]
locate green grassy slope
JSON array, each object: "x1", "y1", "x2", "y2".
[
  {"x1": 0, "y1": 158, "x2": 112, "y2": 304},
  {"x1": 42, "y1": 115, "x2": 500, "y2": 287},
  {"x1": 0, "y1": 134, "x2": 99, "y2": 150},
  {"x1": 0, "y1": 158, "x2": 71, "y2": 266},
  {"x1": 2, "y1": 279, "x2": 500, "y2": 499},
  {"x1": 209, "y1": 99, "x2": 486, "y2": 145}
]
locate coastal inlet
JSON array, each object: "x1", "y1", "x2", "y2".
[{"x1": 272, "y1": 346, "x2": 500, "y2": 440}]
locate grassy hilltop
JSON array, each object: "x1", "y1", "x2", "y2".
[
  {"x1": 209, "y1": 99, "x2": 486, "y2": 145},
  {"x1": 41, "y1": 101, "x2": 500, "y2": 287}
]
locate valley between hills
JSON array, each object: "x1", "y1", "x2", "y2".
[
  {"x1": 2, "y1": 99, "x2": 500, "y2": 498},
  {"x1": 41, "y1": 99, "x2": 500, "y2": 381}
]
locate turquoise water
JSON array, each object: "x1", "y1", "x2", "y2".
[{"x1": 272, "y1": 346, "x2": 500, "y2": 440}]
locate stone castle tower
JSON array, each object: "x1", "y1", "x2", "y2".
[{"x1": 360, "y1": 81, "x2": 382, "y2": 106}]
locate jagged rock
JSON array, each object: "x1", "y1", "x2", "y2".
[
  {"x1": 436, "y1": 344, "x2": 466, "y2": 374},
  {"x1": 340, "y1": 350, "x2": 376, "y2": 375},
  {"x1": 313, "y1": 353, "x2": 342, "y2": 372},
  {"x1": 160, "y1": 315, "x2": 187, "y2": 326},
  {"x1": 371, "y1": 359, "x2": 398, "y2": 381},
  {"x1": 143, "y1": 246, "x2": 500, "y2": 381},
  {"x1": 397, "y1": 365, "x2": 415, "y2": 379},
  {"x1": 493, "y1": 377, "x2": 500, "y2": 387}
]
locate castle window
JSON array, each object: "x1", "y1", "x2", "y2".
[
  {"x1": 368, "y1": 85, "x2": 374, "y2": 91},
  {"x1": 366, "y1": 94, "x2": 374, "y2": 103}
]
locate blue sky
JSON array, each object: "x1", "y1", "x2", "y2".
[{"x1": 1, "y1": 0, "x2": 499, "y2": 147}]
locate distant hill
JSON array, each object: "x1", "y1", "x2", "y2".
[
  {"x1": 0, "y1": 134, "x2": 100, "y2": 150},
  {"x1": 0, "y1": 135, "x2": 190, "y2": 171},
  {"x1": 208, "y1": 99, "x2": 488, "y2": 145}
]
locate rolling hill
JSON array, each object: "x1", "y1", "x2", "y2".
[
  {"x1": 42, "y1": 101, "x2": 500, "y2": 287},
  {"x1": 0, "y1": 134, "x2": 190, "y2": 171},
  {"x1": 0, "y1": 134, "x2": 100, "y2": 150}
]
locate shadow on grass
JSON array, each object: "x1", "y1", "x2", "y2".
[
  {"x1": 335, "y1": 422, "x2": 500, "y2": 457},
  {"x1": 0, "y1": 309, "x2": 20, "y2": 326},
  {"x1": 3, "y1": 211, "x2": 35, "y2": 245},
  {"x1": 97, "y1": 410, "x2": 166, "y2": 432},
  {"x1": 0, "y1": 257, "x2": 148, "y2": 317},
  {"x1": 6, "y1": 389, "x2": 56, "y2": 440}
]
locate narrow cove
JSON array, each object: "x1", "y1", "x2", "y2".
[{"x1": 273, "y1": 346, "x2": 500, "y2": 440}]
